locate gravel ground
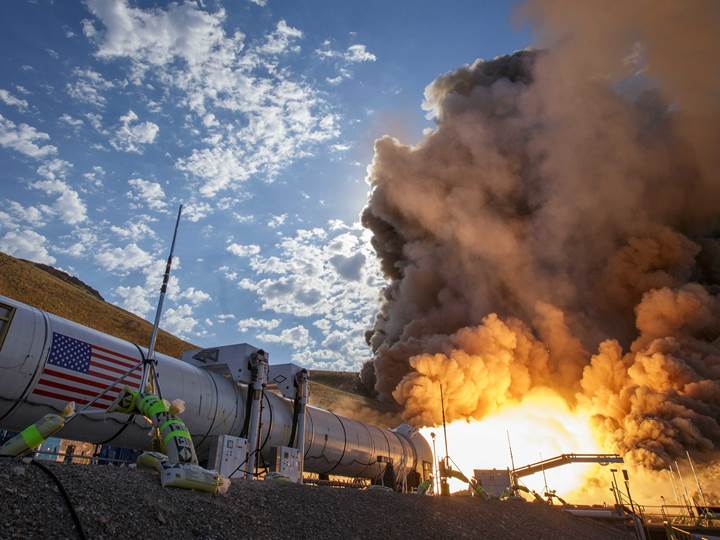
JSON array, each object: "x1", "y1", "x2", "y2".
[{"x1": 0, "y1": 460, "x2": 631, "y2": 540}]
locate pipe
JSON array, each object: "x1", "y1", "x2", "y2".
[
  {"x1": 685, "y1": 450, "x2": 709, "y2": 516},
  {"x1": 562, "y1": 509, "x2": 626, "y2": 519},
  {"x1": 245, "y1": 350, "x2": 268, "y2": 479},
  {"x1": 0, "y1": 295, "x2": 432, "y2": 482},
  {"x1": 294, "y1": 369, "x2": 308, "y2": 478},
  {"x1": 674, "y1": 460, "x2": 695, "y2": 517}
]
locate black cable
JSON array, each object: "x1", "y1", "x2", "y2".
[
  {"x1": 288, "y1": 392, "x2": 301, "y2": 447},
  {"x1": 226, "y1": 447, "x2": 258, "y2": 479},
  {"x1": 258, "y1": 390, "x2": 273, "y2": 453},
  {"x1": 30, "y1": 459, "x2": 87, "y2": 540},
  {"x1": 225, "y1": 392, "x2": 274, "y2": 480},
  {"x1": 239, "y1": 385, "x2": 254, "y2": 438}
]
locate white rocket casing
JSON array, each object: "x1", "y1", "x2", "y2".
[{"x1": 0, "y1": 295, "x2": 432, "y2": 481}]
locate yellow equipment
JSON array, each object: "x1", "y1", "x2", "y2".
[
  {"x1": 417, "y1": 478, "x2": 433, "y2": 495},
  {"x1": 111, "y1": 388, "x2": 229, "y2": 494},
  {"x1": 0, "y1": 402, "x2": 75, "y2": 457},
  {"x1": 111, "y1": 388, "x2": 196, "y2": 465},
  {"x1": 438, "y1": 459, "x2": 489, "y2": 499}
]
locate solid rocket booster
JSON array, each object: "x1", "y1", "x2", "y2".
[{"x1": 0, "y1": 295, "x2": 432, "y2": 481}]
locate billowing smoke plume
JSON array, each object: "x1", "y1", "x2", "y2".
[{"x1": 361, "y1": 0, "x2": 720, "y2": 469}]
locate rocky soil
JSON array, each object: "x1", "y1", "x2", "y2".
[{"x1": 0, "y1": 460, "x2": 631, "y2": 540}]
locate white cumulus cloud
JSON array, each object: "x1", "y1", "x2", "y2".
[
  {"x1": 237, "y1": 317, "x2": 280, "y2": 332},
  {"x1": 0, "y1": 229, "x2": 56, "y2": 264},
  {"x1": 96, "y1": 243, "x2": 152, "y2": 273},
  {"x1": 0, "y1": 114, "x2": 57, "y2": 159},
  {"x1": 237, "y1": 222, "x2": 382, "y2": 370},
  {"x1": 127, "y1": 178, "x2": 168, "y2": 212},
  {"x1": 267, "y1": 213, "x2": 287, "y2": 228},
  {"x1": 110, "y1": 219, "x2": 156, "y2": 241},
  {"x1": 59, "y1": 113, "x2": 84, "y2": 128},
  {"x1": 183, "y1": 200, "x2": 211, "y2": 222},
  {"x1": 227, "y1": 243, "x2": 260, "y2": 257},
  {"x1": 110, "y1": 110, "x2": 159, "y2": 153},
  {"x1": 161, "y1": 303, "x2": 198, "y2": 337},
  {"x1": 256, "y1": 325, "x2": 313, "y2": 349},
  {"x1": 258, "y1": 20, "x2": 302, "y2": 55},
  {"x1": 345, "y1": 44, "x2": 376, "y2": 63},
  {"x1": 54, "y1": 189, "x2": 88, "y2": 225},
  {"x1": 315, "y1": 42, "x2": 376, "y2": 84},
  {"x1": 178, "y1": 286, "x2": 211, "y2": 305},
  {"x1": 84, "y1": 0, "x2": 339, "y2": 198},
  {"x1": 115, "y1": 285, "x2": 153, "y2": 316},
  {"x1": 0, "y1": 89, "x2": 29, "y2": 111},
  {"x1": 66, "y1": 68, "x2": 114, "y2": 107},
  {"x1": 31, "y1": 160, "x2": 88, "y2": 225},
  {"x1": 7, "y1": 201, "x2": 48, "y2": 227}
]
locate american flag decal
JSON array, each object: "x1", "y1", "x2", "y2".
[{"x1": 31, "y1": 332, "x2": 142, "y2": 409}]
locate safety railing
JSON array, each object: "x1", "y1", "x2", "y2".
[
  {"x1": 31, "y1": 449, "x2": 133, "y2": 465},
  {"x1": 641, "y1": 503, "x2": 717, "y2": 528},
  {"x1": 663, "y1": 522, "x2": 694, "y2": 540}
]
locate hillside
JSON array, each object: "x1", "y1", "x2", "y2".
[
  {"x1": 0, "y1": 251, "x2": 394, "y2": 424},
  {"x1": 0, "y1": 252, "x2": 194, "y2": 358}
]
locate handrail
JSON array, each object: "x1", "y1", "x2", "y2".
[
  {"x1": 32, "y1": 450, "x2": 133, "y2": 465},
  {"x1": 664, "y1": 522, "x2": 694, "y2": 539}
]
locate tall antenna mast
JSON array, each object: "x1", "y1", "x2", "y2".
[
  {"x1": 675, "y1": 460, "x2": 695, "y2": 517},
  {"x1": 141, "y1": 204, "x2": 183, "y2": 395},
  {"x1": 685, "y1": 450, "x2": 709, "y2": 515},
  {"x1": 666, "y1": 468, "x2": 681, "y2": 505},
  {"x1": 439, "y1": 382, "x2": 449, "y2": 461},
  {"x1": 438, "y1": 382, "x2": 451, "y2": 496},
  {"x1": 506, "y1": 429, "x2": 516, "y2": 471}
]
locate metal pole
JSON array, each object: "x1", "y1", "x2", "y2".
[
  {"x1": 622, "y1": 470, "x2": 647, "y2": 540},
  {"x1": 609, "y1": 484, "x2": 618, "y2": 507},
  {"x1": 685, "y1": 450, "x2": 709, "y2": 518},
  {"x1": 141, "y1": 204, "x2": 183, "y2": 394},
  {"x1": 623, "y1": 469, "x2": 636, "y2": 514},
  {"x1": 674, "y1": 460, "x2": 695, "y2": 518},
  {"x1": 439, "y1": 383, "x2": 450, "y2": 496},
  {"x1": 295, "y1": 369, "x2": 309, "y2": 484},
  {"x1": 610, "y1": 469, "x2": 621, "y2": 507},
  {"x1": 439, "y1": 383, "x2": 449, "y2": 461},
  {"x1": 506, "y1": 429, "x2": 516, "y2": 471},
  {"x1": 430, "y1": 432, "x2": 438, "y2": 496},
  {"x1": 245, "y1": 350, "x2": 268, "y2": 479},
  {"x1": 667, "y1": 468, "x2": 681, "y2": 506},
  {"x1": 540, "y1": 452, "x2": 549, "y2": 499},
  {"x1": 507, "y1": 429, "x2": 518, "y2": 495}
]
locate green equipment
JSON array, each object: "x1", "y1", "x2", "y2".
[
  {"x1": 438, "y1": 459, "x2": 490, "y2": 499},
  {"x1": 112, "y1": 388, "x2": 229, "y2": 494},
  {"x1": 0, "y1": 402, "x2": 75, "y2": 457},
  {"x1": 111, "y1": 388, "x2": 196, "y2": 465}
]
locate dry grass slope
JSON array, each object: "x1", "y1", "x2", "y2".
[
  {"x1": 0, "y1": 251, "x2": 391, "y2": 423},
  {"x1": 0, "y1": 252, "x2": 193, "y2": 357}
]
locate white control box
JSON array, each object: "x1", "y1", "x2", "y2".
[
  {"x1": 208, "y1": 435, "x2": 249, "y2": 479},
  {"x1": 274, "y1": 446, "x2": 301, "y2": 483}
]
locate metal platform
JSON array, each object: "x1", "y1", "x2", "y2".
[{"x1": 511, "y1": 453, "x2": 624, "y2": 479}]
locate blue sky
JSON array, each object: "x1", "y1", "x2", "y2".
[{"x1": 0, "y1": 0, "x2": 530, "y2": 370}]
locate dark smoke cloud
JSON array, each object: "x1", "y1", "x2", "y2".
[{"x1": 361, "y1": 1, "x2": 720, "y2": 468}]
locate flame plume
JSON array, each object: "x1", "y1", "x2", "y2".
[{"x1": 361, "y1": 0, "x2": 720, "y2": 481}]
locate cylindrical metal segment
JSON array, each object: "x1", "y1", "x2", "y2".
[{"x1": 0, "y1": 295, "x2": 432, "y2": 480}]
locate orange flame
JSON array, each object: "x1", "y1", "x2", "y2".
[{"x1": 421, "y1": 389, "x2": 604, "y2": 497}]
